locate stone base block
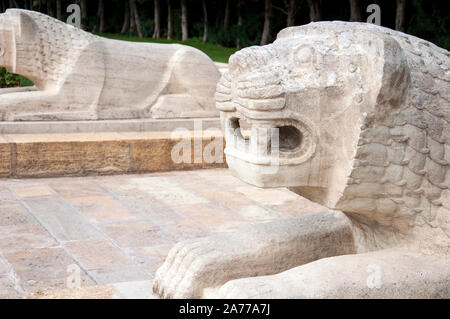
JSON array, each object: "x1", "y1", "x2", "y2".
[{"x1": 0, "y1": 131, "x2": 226, "y2": 178}]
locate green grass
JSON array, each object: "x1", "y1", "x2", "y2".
[
  {"x1": 0, "y1": 67, "x2": 34, "y2": 88},
  {"x1": 20, "y1": 75, "x2": 34, "y2": 87},
  {"x1": 97, "y1": 33, "x2": 237, "y2": 63}
]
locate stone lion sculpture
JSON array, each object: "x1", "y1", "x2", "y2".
[
  {"x1": 0, "y1": 9, "x2": 220, "y2": 121},
  {"x1": 153, "y1": 22, "x2": 449, "y2": 298}
]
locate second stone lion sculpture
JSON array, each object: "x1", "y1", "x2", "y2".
[
  {"x1": 0, "y1": 9, "x2": 220, "y2": 121},
  {"x1": 154, "y1": 22, "x2": 449, "y2": 298}
]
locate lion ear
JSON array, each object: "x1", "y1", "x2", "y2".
[
  {"x1": 375, "y1": 35, "x2": 410, "y2": 109},
  {"x1": 18, "y1": 11, "x2": 38, "y2": 42}
]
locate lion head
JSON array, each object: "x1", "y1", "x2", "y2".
[{"x1": 217, "y1": 22, "x2": 411, "y2": 209}]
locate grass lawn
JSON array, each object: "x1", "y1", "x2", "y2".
[
  {"x1": 0, "y1": 67, "x2": 34, "y2": 88},
  {"x1": 20, "y1": 76, "x2": 34, "y2": 87},
  {"x1": 97, "y1": 33, "x2": 237, "y2": 63}
]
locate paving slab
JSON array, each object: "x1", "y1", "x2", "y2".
[
  {"x1": 0, "y1": 275, "x2": 23, "y2": 298},
  {"x1": 102, "y1": 221, "x2": 173, "y2": 248},
  {"x1": 0, "y1": 168, "x2": 327, "y2": 298},
  {"x1": 4, "y1": 248, "x2": 95, "y2": 294},
  {"x1": 0, "y1": 225, "x2": 58, "y2": 253},
  {"x1": 64, "y1": 240, "x2": 133, "y2": 270},
  {"x1": 88, "y1": 265, "x2": 152, "y2": 285},
  {"x1": 0, "y1": 201, "x2": 37, "y2": 227},
  {"x1": 23, "y1": 196, "x2": 105, "y2": 242}
]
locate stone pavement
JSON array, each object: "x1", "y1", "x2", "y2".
[{"x1": 0, "y1": 168, "x2": 326, "y2": 299}]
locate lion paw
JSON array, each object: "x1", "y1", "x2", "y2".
[{"x1": 152, "y1": 237, "x2": 226, "y2": 298}]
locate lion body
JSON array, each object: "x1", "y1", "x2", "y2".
[{"x1": 0, "y1": 9, "x2": 220, "y2": 121}]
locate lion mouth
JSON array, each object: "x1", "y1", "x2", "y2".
[
  {"x1": 223, "y1": 113, "x2": 310, "y2": 166},
  {"x1": 216, "y1": 70, "x2": 317, "y2": 166},
  {"x1": 227, "y1": 117, "x2": 302, "y2": 152}
]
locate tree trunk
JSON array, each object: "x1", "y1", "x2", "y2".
[
  {"x1": 237, "y1": 0, "x2": 243, "y2": 27},
  {"x1": 349, "y1": 0, "x2": 361, "y2": 21},
  {"x1": 129, "y1": 0, "x2": 135, "y2": 34},
  {"x1": 181, "y1": 0, "x2": 188, "y2": 41},
  {"x1": 223, "y1": 0, "x2": 231, "y2": 30},
  {"x1": 56, "y1": 0, "x2": 62, "y2": 20},
  {"x1": 236, "y1": 0, "x2": 243, "y2": 48},
  {"x1": 121, "y1": 0, "x2": 130, "y2": 34},
  {"x1": 153, "y1": 0, "x2": 161, "y2": 38},
  {"x1": 80, "y1": 0, "x2": 88, "y2": 30},
  {"x1": 260, "y1": 0, "x2": 272, "y2": 45},
  {"x1": 167, "y1": 0, "x2": 173, "y2": 40},
  {"x1": 395, "y1": 0, "x2": 406, "y2": 32},
  {"x1": 285, "y1": 0, "x2": 299, "y2": 27},
  {"x1": 47, "y1": 0, "x2": 54, "y2": 17},
  {"x1": 130, "y1": 0, "x2": 143, "y2": 38},
  {"x1": 202, "y1": 0, "x2": 208, "y2": 43},
  {"x1": 97, "y1": 0, "x2": 106, "y2": 33},
  {"x1": 307, "y1": 0, "x2": 322, "y2": 22}
]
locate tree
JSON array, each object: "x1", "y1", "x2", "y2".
[
  {"x1": 97, "y1": 0, "x2": 106, "y2": 33},
  {"x1": 129, "y1": 0, "x2": 136, "y2": 34},
  {"x1": 167, "y1": 0, "x2": 173, "y2": 40},
  {"x1": 236, "y1": 0, "x2": 243, "y2": 48},
  {"x1": 349, "y1": 0, "x2": 362, "y2": 21},
  {"x1": 307, "y1": 0, "x2": 322, "y2": 21},
  {"x1": 8, "y1": 0, "x2": 18, "y2": 8},
  {"x1": 130, "y1": 0, "x2": 143, "y2": 38},
  {"x1": 153, "y1": 0, "x2": 161, "y2": 38},
  {"x1": 56, "y1": 0, "x2": 62, "y2": 20},
  {"x1": 260, "y1": 0, "x2": 273, "y2": 45},
  {"x1": 47, "y1": 0, "x2": 54, "y2": 17},
  {"x1": 80, "y1": 0, "x2": 88, "y2": 30},
  {"x1": 201, "y1": 0, "x2": 208, "y2": 43},
  {"x1": 284, "y1": 0, "x2": 301, "y2": 27},
  {"x1": 121, "y1": 0, "x2": 130, "y2": 34},
  {"x1": 181, "y1": 0, "x2": 188, "y2": 41},
  {"x1": 223, "y1": 0, "x2": 231, "y2": 30},
  {"x1": 396, "y1": 0, "x2": 406, "y2": 32}
]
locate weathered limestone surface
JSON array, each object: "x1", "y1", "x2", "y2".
[
  {"x1": 154, "y1": 22, "x2": 450, "y2": 298},
  {"x1": 0, "y1": 131, "x2": 226, "y2": 177},
  {"x1": 0, "y1": 9, "x2": 220, "y2": 121},
  {"x1": 0, "y1": 135, "x2": 10, "y2": 177},
  {"x1": 0, "y1": 118, "x2": 221, "y2": 134}
]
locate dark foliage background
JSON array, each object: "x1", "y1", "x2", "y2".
[
  {"x1": 0, "y1": 0, "x2": 448, "y2": 87},
  {"x1": 0, "y1": 0, "x2": 448, "y2": 48}
]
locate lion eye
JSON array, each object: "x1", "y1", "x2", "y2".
[{"x1": 295, "y1": 46, "x2": 313, "y2": 64}]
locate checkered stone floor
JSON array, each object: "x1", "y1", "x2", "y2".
[{"x1": 0, "y1": 168, "x2": 326, "y2": 298}]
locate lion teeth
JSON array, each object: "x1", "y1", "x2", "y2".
[{"x1": 250, "y1": 126, "x2": 271, "y2": 156}]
